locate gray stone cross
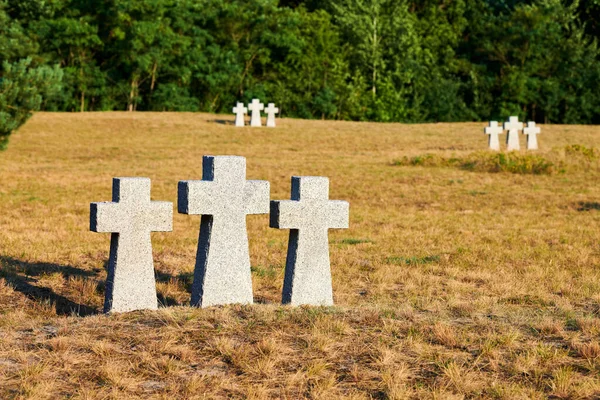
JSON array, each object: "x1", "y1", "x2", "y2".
[
  {"x1": 265, "y1": 103, "x2": 279, "y2": 128},
  {"x1": 90, "y1": 178, "x2": 172, "y2": 313},
  {"x1": 248, "y1": 99, "x2": 264, "y2": 127},
  {"x1": 270, "y1": 176, "x2": 349, "y2": 306},
  {"x1": 178, "y1": 156, "x2": 270, "y2": 307},
  {"x1": 504, "y1": 116, "x2": 523, "y2": 151},
  {"x1": 232, "y1": 102, "x2": 248, "y2": 127},
  {"x1": 484, "y1": 121, "x2": 503, "y2": 151},
  {"x1": 523, "y1": 121, "x2": 541, "y2": 150}
]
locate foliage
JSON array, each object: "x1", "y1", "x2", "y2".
[{"x1": 1, "y1": 0, "x2": 600, "y2": 149}]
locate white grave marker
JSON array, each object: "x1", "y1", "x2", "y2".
[
  {"x1": 90, "y1": 178, "x2": 172, "y2": 313},
  {"x1": 248, "y1": 99, "x2": 264, "y2": 127},
  {"x1": 270, "y1": 176, "x2": 349, "y2": 306},
  {"x1": 178, "y1": 156, "x2": 270, "y2": 307},
  {"x1": 265, "y1": 103, "x2": 279, "y2": 128},
  {"x1": 523, "y1": 121, "x2": 541, "y2": 150},
  {"x1": 504, "y1": 116, "x2": 523, "y2": 151},
  {"x1": 484, "y1": 121, "x2": 503, "y2": 151},
  {"x1": 232, "y1": 102, "x2": 248, "y2": 127}
]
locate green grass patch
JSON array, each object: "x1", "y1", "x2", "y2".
[
  {"x1": 386, "y1": 255, "x2": 441, "y2": 266},
  {"x1": 337, "y1": 238, "x2": 373, "y2": 245}
]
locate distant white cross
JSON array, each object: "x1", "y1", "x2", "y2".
[
  {"x1": 523, "y1": 121, "x2": 541, "y2": 150},
  {"x1": 90, "y1": 178, "x2": 172, "y2": 313},
  {"x1": 503, "y1": 116, "x2": 523, "y2": 151},
  {"x1": 232, "y1": 102, "x2": 247, "y2": 127},
  {"x1": 265, "y1": 103, "x2": 279, "y2": 128},
  {"x1": 484, "y1": 121, "x2": 503, "y2": 151},
  {"x1": 248, "y1": 99, "x2": 264, "y2": 127},
  {"x1": 178, "y1": 156, "x2": 270, "y2": 307},
  {"x1": 270, "y1": 176, "x2": 349, "y2": 306}
]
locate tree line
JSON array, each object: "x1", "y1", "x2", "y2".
[{"x1": 1, "y1": 0, "x2": 599, "y2": 148}]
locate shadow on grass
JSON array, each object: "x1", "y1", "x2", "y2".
[
  {"x1": 0, "y1": 256, "x2": 99, "y2": 316},
  {"x1": 576, "y1": 201, "x2": 600, "y2": 211},
  {"x1": 208, "y1": 119, "x2": 235, "y2": 126}
]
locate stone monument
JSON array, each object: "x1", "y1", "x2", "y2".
[
  {"x1": 523, "y1": 121, "x2": 541, "y2": 150},
  {"x1": 178, "y1": 156, "x2": 270, "y2": 307},
  {"x1": 265, "y1": 103, "x2": 279, "y2": 128},
  {"x1": 232, "y1": 102, "x2": 248, "y2": 127},
  {"x1": 484, "y1": 121, "x2": 503, "y2": 151},
  {"x1": 248, "y1": 99, "x2": 264, "y2": 127},
  {"x1": 90, "y1": 178, "x2": 172, "y2": 313},
  {"x1": 270, "y1": 176, "x2": 349, "y2": 306},
  {"x1": 504, "y1": 116, "x2": 523, "y2": 151}
]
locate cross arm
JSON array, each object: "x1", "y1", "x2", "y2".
[
  {"x1": 90, "y1": 202, "x2": 123, "y2": 232},
  {"x1": 269, "y1": 200, "x2": 302, "y2": 229},
  {"x1": 148, "y1": 201, "x2": 173, "y2": 232},
  {"x1": 325, "y1": 200, "x2": 350, "y2": 229},
  {"x1": 178, "y1": 180, "x2": 219, "y2": 215},
  {"x1": 244, "y1": 180, "x2": 270, "y2": 214}
]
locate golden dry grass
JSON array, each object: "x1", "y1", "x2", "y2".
[{"x1": 0, "y1": 112, "x2": 599, "y2": 398}]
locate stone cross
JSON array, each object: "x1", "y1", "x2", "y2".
[
  {"x1": 178, "y1": 156, "x2": 270, "y2": 307},
  {"x1": 265, "y1": 103, "x2": 279, "y2": 128},
  {"x1": 270, "y1": 176, "x2": 349, "y2": 306},
  {"x1": 484, "y1": 121, "x2": 503, "y2": 151},
  {"x1": 523, "y1": 121, "x2": 541, "y2": 150},
  {"x1": 503, "y1": 116, "x2": 523, "y2": 151},
  {"x1": 248, "y1": 99, "x2": 264, "y2": 127},
  {"x1": 90, "y1": 178, "x2": 172, "y2": 313},
  {"x1": 232, "y1": 102, "x2": 248, "y2": 127}
]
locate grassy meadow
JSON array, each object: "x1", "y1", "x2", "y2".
[{"x1": 1, "y1": 112, "x2": 600, "y2": 399}]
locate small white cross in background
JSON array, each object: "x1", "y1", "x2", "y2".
[
  {"x1": 523, "y1": 121, "x2": 541, "y2": 150},
  {"x1": 232, "y1": 102, "x2": 247, "y2": 127},
  {"x1": 503, "y1": 116, "x2": 523, "y2": 151},
  {"x1": 248, "y1": 99, "x2": 264, "y2": 127},
  {"x1": 484, "y1": 121, "x2": 503, "y2": 151},
  {"x1": 265, "y1": 103, "x2": 279, "y2": 128}
]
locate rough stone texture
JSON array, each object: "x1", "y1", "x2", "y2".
[
  {"x1": 232, "y1": 102, "x2": 248, "y2": 127},
  {"x1": 178, "y1": 156, "x2": 270, "y2": 307},
  {"x1": 484, "y1": 121, "x2": 503, "y2": 151},
  {"x1": 504, "y1": 116, "x2": 523, "y2": 151},
  {"x1": 265, "y1": 103, "x2": 279, "y2": 128},
  {"x1": 523, "y1": 121, "x2": 541, "y2": 150},
  {"x1": 248, "y1": 99, "x2": 264, "y2": 127},
  {"x1": 90, "y1": 178, "x2": 172, "y2": 313},
  {"x1": 270, "y1": 176, "x2": 349, "y2": 306}
]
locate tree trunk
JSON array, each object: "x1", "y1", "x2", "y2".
[
  {"x1": 372, "y1": 17, "x2": 377, "y2": 97},
  {"x1": 150, "y1": 62, "x2": 158, "y2": 92},
  {"x1": 128, "y1": 78, "x2": 138, "y2": 112},
  {"x1": 80, "y1": 91, "x2": 85, "y2": 113}
]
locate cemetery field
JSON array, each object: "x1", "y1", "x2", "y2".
[{"x1": 1, "y1": 112, "x2": 600, "y2": 399}]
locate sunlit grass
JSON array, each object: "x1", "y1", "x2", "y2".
[{"x1": 0, "y1": 112, "x2": 599, "y2": 397}]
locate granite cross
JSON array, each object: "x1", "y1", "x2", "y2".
[
  {"x1": 248, "y1": 99, "x2": 264, "y2": 127},
  {"x1": 178, "y1": 156, "x2": 270, "y2": 307},
  {"x1": 484, "y1": 121, "x2": 503, "y2": 151},
  {"x1": 504, "y1": 116, "x2": 523, "y2": 151},
  {"x1": 523, "y1": 121, "x2": 541, "y2": 150},
  {"x1": 232, "y1": 102, "x2": 248, "y2": 127},
  {"x1": 265, "y1": 103, "x2": 279, "y2": 128},
  {"x1": 270, "y1": 176, "x2": 349, "y2": 306},
  {"x1": 90, "y1": 178, "x2": 172, "y2": 313}
]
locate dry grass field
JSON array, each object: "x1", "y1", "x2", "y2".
[{"x1": 1, "y1": 112, "x2": 600, "y2": 399}]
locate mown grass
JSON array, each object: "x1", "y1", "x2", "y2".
[{"x1": 0, "y1": 114, "x2": 599, "y2": 398}]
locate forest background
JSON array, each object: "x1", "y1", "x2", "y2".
[{"x1": 1, "y1": 0, "x2": 600, "y2": 148}]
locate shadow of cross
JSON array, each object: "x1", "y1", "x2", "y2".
[
  {"x1": 90, "y1": 178, "x2": 172, "y2": 313},
  {"x1": 178, "y1": 156, "x2": 270, "y2": 307},
  {"x1": 270, "y1": 176, "x2": 349, "y2": 306}
]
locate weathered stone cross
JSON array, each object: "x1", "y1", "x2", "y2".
[
  {"x1": 248, "y1": 99, "x2": 264, "y2": 127},
  {"x1": 90, "y1": 178, "x2": 172, "y2": 313},
  {"x1": 503, "y1": 116, "x2": 523, "y2": 151},
  {"x1": 232, "y1": 102, "x2": 247, "y2": 127},
  {"x1": 270, "y1": 177, "x2": 349, "y2": 306},
  {"x1": 523, "y1": 121, "x2": 541, "y2": 150},
  {"x1": 178, "y1": 156, "x2": 270, "y2": 307},
  {"x1": 265, "y1": 103, "x2": 279, "y2": 128},
  {"x1": 484, "y1": 121, "x2": 503, "y2": 151}
]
